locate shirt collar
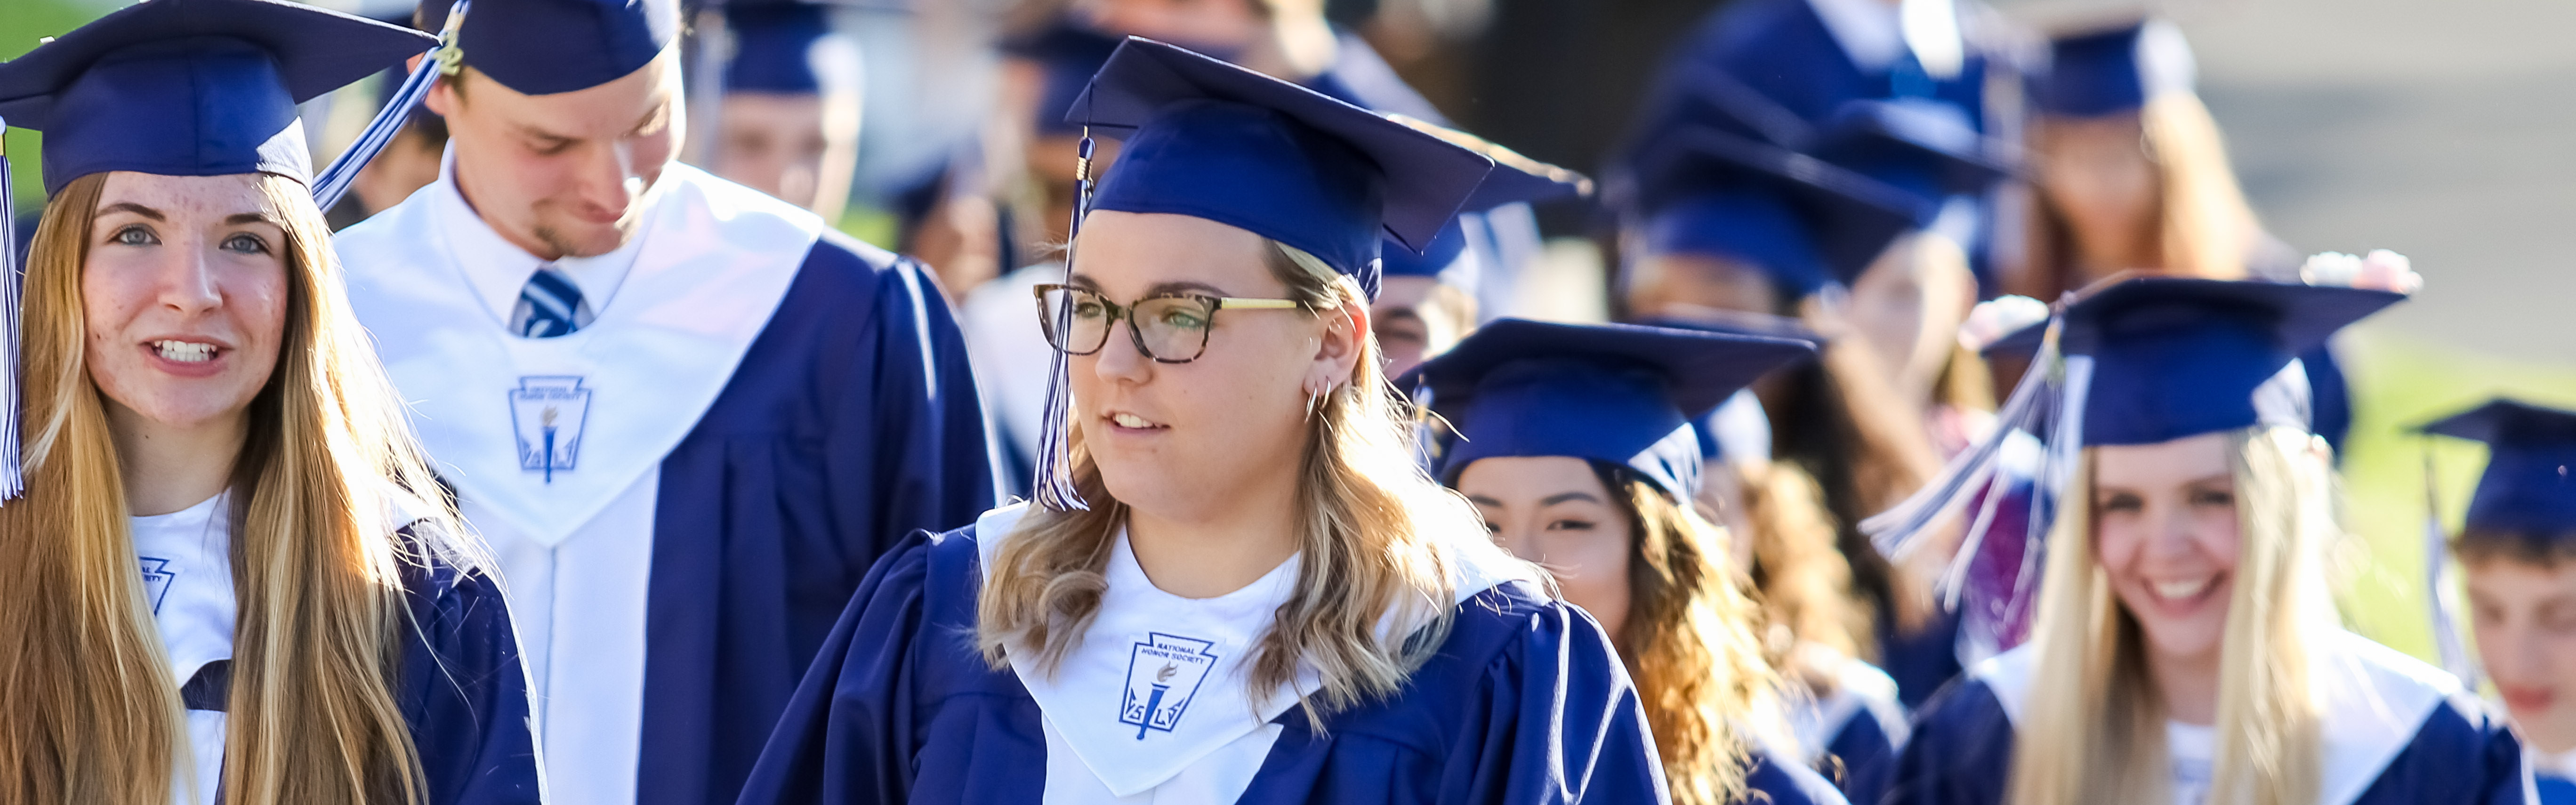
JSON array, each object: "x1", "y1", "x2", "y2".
[{"x1": 430, "y1": 146, "x2": 648, "y2": 325}]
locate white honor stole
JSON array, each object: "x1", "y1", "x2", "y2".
[
  {"x1": 338, "y1": 161, "x2": 824, "y2": 804},
  {"x1": 1975, "y1": 629, "x2": 2470, "y2": 805},
  {"x1": 970, "y1": 503, "x2": 1536, "y2": 804}
]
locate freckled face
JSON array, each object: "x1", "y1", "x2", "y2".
[{"x1": 80, "y1": 171, "x2": 291, "y2": 431}]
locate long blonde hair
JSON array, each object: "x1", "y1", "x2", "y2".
[
  {"x1": 0, "y1": 172, "x2": 467, "y2": 805},
  {"x1": 2021, "y1": 92, "x2": 2265, "y2": 298},
  {"x1": 977, "y1": 241, "x2": 1471, "y2": 725},
  {"x1": 2005, "y1": 426, "x2": 2330, "y2": 805},
  {"x1": 1602, "y1": 463, "x2": 1779, "y2": 805}
]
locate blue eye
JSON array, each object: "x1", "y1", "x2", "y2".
[
  {"x1": 111, "y1": 225, "x2": 157, "y2": 246},
  {"x1": 221, "y1": 233, "x2": 269, "y2": 255}
]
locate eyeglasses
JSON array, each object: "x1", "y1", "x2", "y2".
[{"x1": 1032, "y1": 283, "x2": 1304, "y2": 363}]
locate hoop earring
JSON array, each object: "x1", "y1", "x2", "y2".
[{"x1": 1305, "y1": 389, "x2": 1324, "y2": 422}]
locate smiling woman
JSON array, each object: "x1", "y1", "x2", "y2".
[{"x1": 0, "y1": 2, "x2": 537, "y2": 804}]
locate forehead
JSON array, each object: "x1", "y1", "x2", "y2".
[
  {"x1": 1458, "y1": 455, "x2": 1607, "y2": 499},
  {"x1": 2092, "y1": 432, "x2": 2234, "y2": 486},
  {"x1": 95, "y1": 172, "x2": 276, "y2": 217},
  {"x1": 719, "y1": 93, "x2": 826, "y2": 129},
  {"x1": 464, "y1": 56, "x2": 677, "y2": 137},
  {"x1": 2464, "y1": 558, "x2": 2576, "y2": 597},
  {"x1": 1071, "y1": 210, "x2": 1274, "y2": 294}
]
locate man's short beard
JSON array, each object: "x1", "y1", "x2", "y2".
[{"x1": 533, "y1": 213, "x2": 641, "y2": 259}]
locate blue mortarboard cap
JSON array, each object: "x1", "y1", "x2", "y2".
[
  {"x1": 723, "y1": 2, "x2": 830, "y2": 94},
  {"x1": 1634, "y1": 127, "x2": 1927, "y2": 295},
  {"x1": 459, "y1": 0, "x2": 678, "y2": 95},
  {"x1": 1994, "y1": 277, "x2": 2402, "y2": 446},
  {"x1": 1004, "y1": 19, "x2": 1123, "y2": 137},
  {"x1": 1812, "y1": 98, "x2": 2016, "y2": 204},
  {"x1": 1409, "y1": 318, "x2": 1817, "y2": 499},
  {"x1": 1377, "y1": 117, "x2": 1591, "y2": 281},
  {"x1": 1634, "y1": 313, "x2": 1817, "y2": 464},
  {"x1": 0, "y1": 0, "x2": 435, "y2": 194},
  {"x1": 1068, "y1": 38, "x2": 1494, "y2": 295},
  {"x1": 2034, "y1": 19, "x2": 2196, "y2": 118},
  {"x1": 2423, "y1": 400, "x2": 2576, "y2": 535}
]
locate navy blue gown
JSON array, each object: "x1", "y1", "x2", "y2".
[
  {"x1": 636, "y1": 233, "x2": 999, "y2": 805},
  {"x1": 395, "y1": 543, "x2": 544, "y2": 805},
  {"x1": 1887, "y1": 650, "x2": 2530, "y2": 805},
  {"x1": 734, "y1": 523, "x2": 1678, "y2": 804}
]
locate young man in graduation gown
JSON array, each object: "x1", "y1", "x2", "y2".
[
  {"x1": 333, "y1": 0, "x2": 998, "y2": 803},
  {"x1": 2425, "y1": 400, "x2": 2576, "y2": 805}
]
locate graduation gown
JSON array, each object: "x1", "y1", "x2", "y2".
[
  {"x1": 1783, "y1": 655, "x2": 1908, "y2": 804},
  {"x1": 1887, "y1": 632, "x2": 2532, "y2": 805},
  {"x1": 734, "y1": 506, "x2": 1671, "y2": 804},
  {"x1": 339, "y1": 160, "x2": 996, "y2": 805}
]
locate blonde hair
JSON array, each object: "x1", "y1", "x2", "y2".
[
  {"x1": 2022, "y1": 92, "x2": 2265, "y2": 298},
  {"x1": 1601, "y1": 464, "x2": 1779, "y2": 805},
  {"x1": 0, "y1": 171, "x2": 467, "y2": 805},
  {"x1": 977, "y1": 241, "x2": 1471, "y2": 725},
  {"x1": 1732, "y1": 460, "x2": 1872, "y2": 668},
  {"x1": 2004, "y1": 426, "x2": 2329, "y2": 805}
]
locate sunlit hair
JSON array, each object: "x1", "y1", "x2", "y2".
[
  {"x1": 1594, "y1": 462, "x2": 1781, "y2": 805},
  {"x1": 2005, "y1": 426, "x2": 2330, "y2": 805},
  {"x1": 2022, "y1": 92, "x2": 2265, "y2": 297},
  {"x1": 978, "y1": 241, "x2": 1484, "y2": 726},
  {"x1": 1774, "y1": 329, "x2": 1952, "y2": 639},
  {"x1": 1727, "y1": 459, "x2": 1872, "y2": 668},
  {"x1": 0, "y1": 171, "x2": 473, "y2": 805}
]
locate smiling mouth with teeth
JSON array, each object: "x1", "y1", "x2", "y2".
[
  {"x1": 1111, "y1": 413, "x2": 1159, "y2": 429},
  {"x1": 153, "y1": 340, "x2": 220, "y2": 364},
  {"x1": 2150, "y1": 578, "x2": 2214, "y2": 601}
]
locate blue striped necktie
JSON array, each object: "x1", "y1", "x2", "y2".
[{"x1": 512, "y1": 265, "x2": 595, "y2": 338}]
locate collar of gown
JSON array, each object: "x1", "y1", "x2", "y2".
[
  {"x1": 970, "y1": 501, "x2": 1537, "y2": 796},
  {"x1": 1974, "y1": 629, "x2": 2467, "y2": 805}
]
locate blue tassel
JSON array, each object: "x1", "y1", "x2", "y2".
[
  {"x1": 1, "y1": 134, "x2": 22, "y2": 503},
  {"x1": 308, "y1": 0, "x2": 470, "y2": 210},
  {"x1": 1030, "y1": 132, "x2": 1095, "y2": 511}
]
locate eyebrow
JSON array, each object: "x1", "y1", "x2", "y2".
[
  {"x1": 1063, "y1": 275, "x2": 1234, "y2": 298},
  {"x1": 1540, "y1": 491, "x2": 1602, "y2": 507},
  {"x1": 224, "y1": 212, "x2": 281, "y2": 227},
  {"x1": 96, "y1": 202, "x2": 166, "y2": 221},
  {"x1": 1466, "y1": 494, "x2": 1502, "y2": 507}
]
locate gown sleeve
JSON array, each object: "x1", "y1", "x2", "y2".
[
  {"x1": 1884, "y1": 680, "x2": 2013, "y2": 805},
  {"x1": 734, "y1": 529, "x2": 945, "y2": 805},
  {"x1": 1824, "y1": 704, "x2": 1900, "y2": 805},
  {"x1": 1747, "y1": 746, "x2": 1855, "y2": 805},
  {"x1": 828, "y1": 241, "x2": 999, "y2": 556},
  {"x1": 2350, "y1": 697, "x2": 2532, "y2": 805},
  {"x1": 398, "y1": 554, "x2": 543, "y2": 805},
  {"x1": 1441, "y1": 596, "x2": 1669, "y2": 804}
]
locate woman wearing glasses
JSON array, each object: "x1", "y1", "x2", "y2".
[{"x1": 736, "y1": 40, "x2": 1664, "y2": 804}]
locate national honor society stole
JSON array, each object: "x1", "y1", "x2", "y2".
[
  {"x1": 1123, "y1": 633, "x2": 1220, "y2": 739},
  {"x1": 510, "y1": 376, "x2": 593, "y2": 482}
]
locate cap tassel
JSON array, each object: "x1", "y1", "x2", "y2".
[
  {"x1": 1, "y1": 119, "x2": 24, "y2": 503},
  {"x1": 2423, "y1": 444, "x2": 2481, "y2": 688},
  {"x1": 1030, "y1": 131, "x2": 1096, "y2": 511},
  {"x1": 309, "y1": 0, "x2": 471, "y2": 209}
]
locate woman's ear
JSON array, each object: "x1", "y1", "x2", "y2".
[{"x1": 1303, "y1": 285, "x2": 1368, "y2": 395}]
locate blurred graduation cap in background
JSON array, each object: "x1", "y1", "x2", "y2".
[
  {"x1": 1628, "y1": 125, "x2": 1928, "y2": 298},
  {"x1": 2032, "y1": 17, "x2": 2197, "y2": 118},
  {"x1": 1405, "y1": 318, "x2": 1818, "y2": 499}
]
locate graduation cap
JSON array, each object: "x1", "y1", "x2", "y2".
[
  {"x1": 1405, "y1": 318, "x2": 1816, "y2": 499},
  {"x1": 1375, "y1": 115, "x2": 1592, "y2": 284},
  {"x1": 1632, "y1": 126, "x2": 1928, "y2": 298},
  {"x1": 0, "y1": 0, "x2": 435, "y2": 194},
  {"x1": 0, "y1": 0, "x2": 432, "y2": 503},
  {"x1": 455, "y1": 0, "x2": 680, "y2": 96},
  {"x1": 1634, "y1": 313, "x2": 1820, "y2": 464},
  {"x1": 1064, "y1": 38, "x2": 1494, "y2": 290},
  {"x1": 1866, "y1": 274, "x2": 2410, "y2": 654},
  {"x1": 2033, "y1": 18, "x2": 2196, "y2": 118},
  {"x1": 1811, "y1": 97, "x2": 2017, "y2": 205},
  {"x1": 721, "y1": 1, "x2": 834, "y2": 94},
  {"x1": 2423, "y1": 400, "x2": 2576, "y2": 537},
  {"x1": 1027, "y1": 37, "x2": 1495, "y2": 511}
]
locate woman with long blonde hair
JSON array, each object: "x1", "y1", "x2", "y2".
[
  {"x1": 735, "y1": 40, "x2": 1661, "y2": 804},
  {"x1": 1880, "y1": 274, "x2": 2527, "y2": 805},
  {"x1": 0, "y1": 3, "x2": 538, "y2": 804},
  {"x1": 1411, "y1": 318, "x2": 1850, "y2": 805}
]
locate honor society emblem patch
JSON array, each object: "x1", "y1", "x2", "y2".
[
  {"x1": 1122, "y1": 633, "x2": 1219, "y2": 739},
  {"x1": 510, "y1": 376, "x2": 593, "y2": 483}
]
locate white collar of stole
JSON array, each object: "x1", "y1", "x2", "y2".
[{"x1": 337, "y1": 161, "x2": 824, "y2": 545}]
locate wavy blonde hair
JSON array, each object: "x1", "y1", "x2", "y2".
[
  {"x1": 0, "y1": 172, "x2": 468, "y2": 805},
  {"x1": 977, "y1": 241, "x2": 1474, "y2": 725},
  {"x1": 2021, "y1": 92, "x2": 2265, "y2": 298},
  {"x1": 2005, "y1": 426, "x2": 2330, "y2": 805},
  {"x1": 1730, "y1": 460, "x2": 1872, "y2": 672},
  {"x1": 1600, "y1": 463, "x2": 1780, "y2": 805}
]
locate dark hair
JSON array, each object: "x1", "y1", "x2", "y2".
[{"x1": 2455, "y1": 529, "x2": 2576, "y2": 568}]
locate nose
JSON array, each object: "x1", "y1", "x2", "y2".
[
  {"x1": 159, "y1": 236, "x2": 225, "y2": 315},
  {"x1": 2146, "y1": 499, "x2": 2199, "y2": 560},
  {"x1": 572, "y1": 139, "x2": 643, "y2": 219},
  {"x1": 1090, "y1": 312, "x2": 1152, "y2": 386}
]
